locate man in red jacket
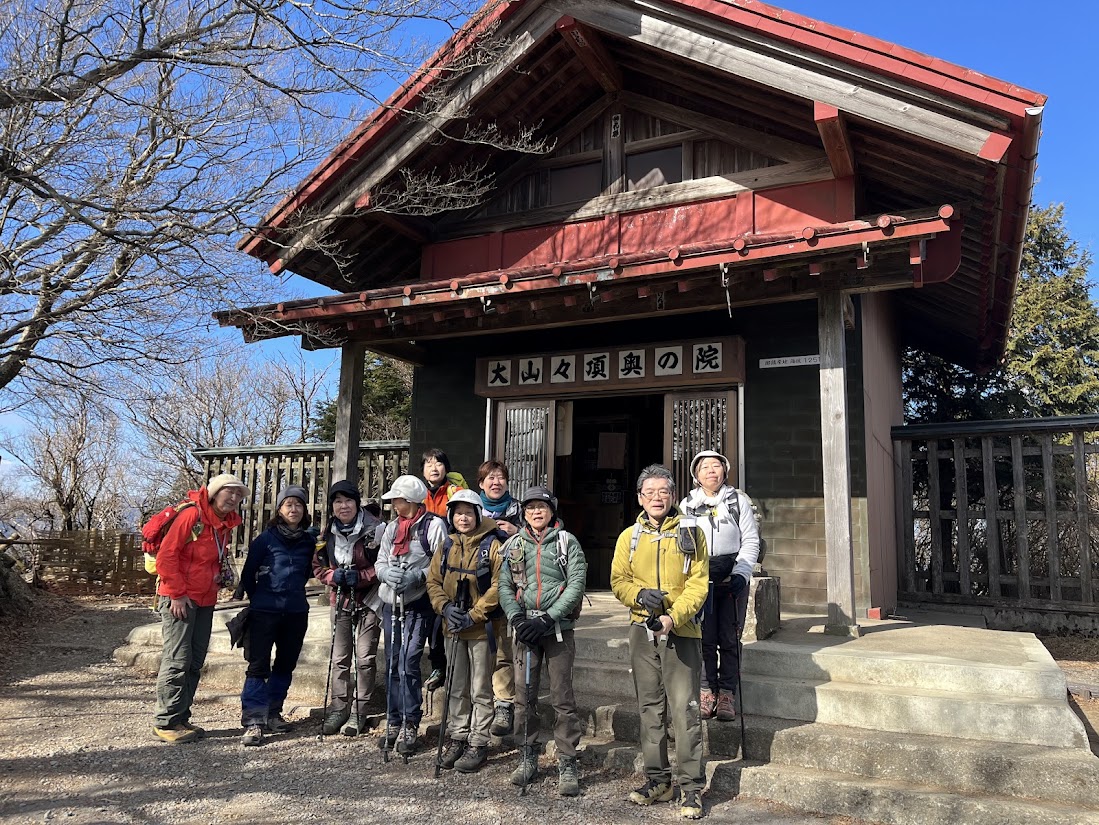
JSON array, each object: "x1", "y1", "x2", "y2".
[{"x1": 152, "y1": 473, "x2": 247, "y2": 743}]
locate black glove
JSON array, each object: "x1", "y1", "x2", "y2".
[
  {"x1": 709, "y1": 554, "x2": 735, "y2": 583},
  {"x1": 331, "y1": 568, "x2": 354, "y2": 588},
  {"x1": 636, "y1": 588, "x2": 667, "y2": 613},
  {"x1": 729, "y1": 574, "x2": 749, "y2": 598},
  {"x1": 447, "y1": 610, "x2": 474, "y2": 635},
  {"x1": 511, "y1": 614, "x2": 531, "y2": 639},
  {"x1": 442, "y1": 602, "x2": 465, "y2": 626},
  {"x1": 516, "y1": 614, "x2": 551, "y2": 646}
]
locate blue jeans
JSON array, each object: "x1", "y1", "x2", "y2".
[{"x1": 381, "y1": 593, "x2": 432, "y2": 727}]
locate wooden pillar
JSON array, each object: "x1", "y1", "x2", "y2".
[
  {"x1": 331, "y1": 344, "x2": 366, "y2": 486},
  {"x1": 818, "y1": 292, "x2": 861, "y2": 637}
]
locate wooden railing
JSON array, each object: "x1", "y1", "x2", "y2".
[
  {"x1": 893, "y1": 416, "x2": 1099, "y2": 613},
  {"x1": 192, "y1": 441, "x2": 409, "y2": 556}
]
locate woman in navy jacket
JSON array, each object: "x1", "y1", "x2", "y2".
[{"x1": 237, "y1": 485, "x2": 316, "y2": 745}]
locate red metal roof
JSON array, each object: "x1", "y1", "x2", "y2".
[{"x1": 240, "y1": 0, "x2": 1045, "y2": 253}]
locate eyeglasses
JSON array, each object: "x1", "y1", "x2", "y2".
[{"x1": 639, "y1": 489, "x2": 673, "y2": 501}]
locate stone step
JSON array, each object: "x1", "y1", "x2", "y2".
[
  {"x1": 742, "y1": 633, "x2": 1066, "y2": 700},
  {"x1": 743, "y1": 673, "x2": 1086, "y2": 749},
  {"x1": 707, "y1": 760, "x2": 1099, "y2": 825}
]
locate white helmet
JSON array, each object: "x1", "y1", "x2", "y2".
[{"x1": 690, "y1": 450, "x2": 730, "y2": 485}]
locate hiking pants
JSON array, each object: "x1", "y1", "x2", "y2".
[
  {"x1": 241, "y1": 609, "x2": 309, "y2": 726},
  {"x1": 701, "y1": 583, "x2": 748, "y2": 694},
  {"x1": 445, "y1": 635, "x2": 494, "y2": 746},
  {"x1": 381, "y1": 593, "x2": 432, "y2": 728},
  {"x1": 512, "y1": 629, "x2": 582, "y2": 757},
  {"x1": 328, "y1": 602, "x2": 381, "y2": 717},
  {"x1": 629, "y1": 624, "x2": 705, "y2": 794},
  {"x1": 492, "y1": 625, "x2": 515, "y2": 705},
  {"x1": 153, "y1": 598, "x2": 214, "y2": 728}
]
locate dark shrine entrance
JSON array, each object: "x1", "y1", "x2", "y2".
[{"x1": 555, "y1": 393, "x2": 664, "y2": 588}]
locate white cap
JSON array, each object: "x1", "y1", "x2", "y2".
[{"x1": 381, "y1": 474, "x2": 428, "y2": 503}]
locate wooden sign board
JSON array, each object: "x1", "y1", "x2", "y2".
[{"x1": 475, "y1": 337, "x2": 745, "y2": 398}]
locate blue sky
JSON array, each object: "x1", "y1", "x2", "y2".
[
  {"x1": 257, "y1": 1, "x2": 1099, "y2": 383},
  {"x1": 774, "y1": 0, "x2": 1097, "y2": 257}
]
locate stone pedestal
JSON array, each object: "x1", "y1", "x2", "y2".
[{"x1": 745, "y1": 576, "x2": 780, "y2": 640}]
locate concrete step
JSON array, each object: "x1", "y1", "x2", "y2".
[
  {"x1": 584, "y1": 702, "x2": 1099, "y2": 808},
  {"x1": 708, "y1": 760, "x2": 1099, "y2": 825},
  {"x1": 742, "y1": 673, "x2": 1086, "y2": 749},
  {"x1": 742, "y1": 631, "x2": 1066, "y2": 700}
]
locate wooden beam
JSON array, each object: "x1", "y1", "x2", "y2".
[
  {"x1": 817, "y1": 291, "x2": 861, "y2": 637},
  {"x1": 605, "y1": 100, "x2": 625, "y2": 196},
  {"x1": 332, "y1": 344, "x2": 366, "y2": 486},
  {"x1": 557, "y1": 16, "x2": 622, "y2": 92},
  {"x1": 575, "y1": 0, "x2": 996, "y2": 157},
  {"x1": 814, "y1": 102, "x2": 856, "y2": 178},
  {"x1": 354, "y1": 192, "x2": 433, "y2": 244},
  {"x1": 620, "y1": 90, "x2": 821, "y2": 164}
]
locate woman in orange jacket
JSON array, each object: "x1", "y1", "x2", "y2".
[{"x1": 152, "y1": 474, "x2": 246, "y2": 743}]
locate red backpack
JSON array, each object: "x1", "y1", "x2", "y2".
[{"x1": 141, "y1": 501, "x2": 201, "y2": 575}]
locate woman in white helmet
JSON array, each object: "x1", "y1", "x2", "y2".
[{"x1": 679, "y1": 450, "x2": 760, "y2": 721}]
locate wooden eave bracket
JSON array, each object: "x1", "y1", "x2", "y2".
[
  {"x1": 814, "y1": 102, "x2": 855, "y2": 178},
  {"x1": 911, "y1": 216, "x2": 964, "y2": 287},
  {"x1": 557, "y1": 16, "x2": 622, "y2": 92}
]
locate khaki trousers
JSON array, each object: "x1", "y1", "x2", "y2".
[
  {"x1": 445, "y1": 636, "x2": 495, "y2": 746},
  {"x1": 628, "y1": 623, "x2": 705, "y2": 794},
  {"x1": 512, "y1": 630, "x2": 582, "y2": 757}
]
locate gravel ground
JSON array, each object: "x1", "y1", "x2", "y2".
[{"x1": 0, "y1": 595, "x2": 874, "y2": 825}]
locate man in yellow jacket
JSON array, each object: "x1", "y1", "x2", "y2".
[{"x1": 610, "y1": 464, "x2": 709, "y2": 820}]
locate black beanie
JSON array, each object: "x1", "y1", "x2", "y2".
[{"x1": 327, "y1": 479, "x2": 362, "y2": 507}]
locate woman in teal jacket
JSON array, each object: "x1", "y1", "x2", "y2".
[{"x1": 497, "y1": 486, "x2": 586, "y2": 796}]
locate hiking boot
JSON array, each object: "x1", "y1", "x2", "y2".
[
  {"x1": 509, "y1": 745, "x2": 539, "y2": 786},
  {"x1": 700, "y1": 689, "x2": 716, "y2": 720},
  {"x1": 322, "y1": 708, "x2": 350, "y2": 736},
  {"x1": 379, "y1": 724, "x2": 401, "y2": 751},
  {"x1": 267, "y1": 713, "x2": 292, "y2": 734},
  {"x1": 180, "y1": 721, "x2": 206, "y2": 738},
  {"x1": 152, "y1": 725, "x2": 199, "y2": 745},
  {"x1": 680, "y1": 789, "x2": 703, "y2": 819},
  {"x1": 241, "y1": 725, "x2": 264, "y2": 746},
  {"x1": 558, "y1": 755, "x2": 579, "y2": 797},
  {"x1": 342, "y1": 714, "x2": 368, "y2": 737},
  {"x1": 715, "y1": 692, "x2": 736, "y2": 721},
  {"x1": 438, "y1": 739, "x2": 466, "y2": 770},
  {"x1": 396, "y1": 723, "x2": 419, "y2": 755},
  {"x1": 454, "y1": 744, "x2": 487, "y2": 773},
  {"x1": 424, "y1": 668, "x2": 444, "y2": 692},
  {"x1": 629, "y1": 779, "x2": 674, "y2": 806},
  {"x1": 490, "y1": 702, "x2": 514, "y2": 737}
]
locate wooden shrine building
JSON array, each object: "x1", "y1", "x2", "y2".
[{"x1": 217, "y1": 0, "x2": 1045, "y2": 634}]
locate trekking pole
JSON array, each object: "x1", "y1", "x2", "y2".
[
  {"x1": 519, "y1": 644, "x2": 533, "y2": 797},
  {"x1": 382, "y1": 597, "x2": 399, "y2": 763},
  {"x1": 734, "y1": 610, "x2": 747, "y2": 760},
  {"x1": 350, "y1": 599, "x2": 362, "y2": 734},
  {"x1": 433, "y1": 632, "x2": 459, "y2": 778},
  {"x1": 397, "y1": 589, "x2": 412, "y2": 764},
  {"x1": 317, "y1": 588, "x2": 344, "y2": 740},
  {"x1": 433, "y1": 578, "x2": 469, "y2": 777}
]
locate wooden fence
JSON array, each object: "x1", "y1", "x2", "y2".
[
  {"x1": 893, "y1": 415, "x2": 1099, "y2": 615},
  {"x1": 9, "y1": 531, "x2": 153, "y2": 595},
  {"x1": 193, "y1": 441, "x2": 410, "y2": 556}
]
